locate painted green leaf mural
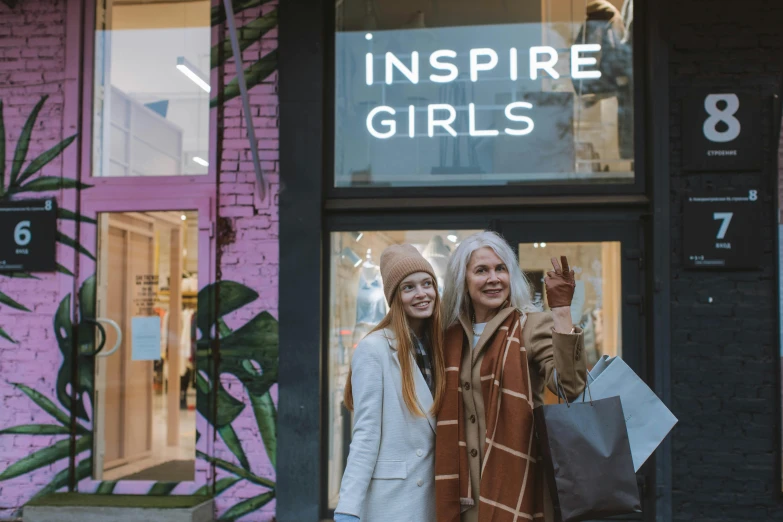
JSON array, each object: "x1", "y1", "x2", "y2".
[
  {"x1": 54, "y1": 276, "x2": 99, "y2": 422},
  {"x1": 211, "y1": 9, "x2": 277, "y2": 69},
  {"x1": 251, "y1": 391, "x2": 277, "y2": 469},
  {"x1": 0, "y1": 436, "x2": 91, "y2": 481},
  {"x1": 218, "y1": 491, "x2": 275, "y2": 521},
  {"x1": 0, "y1": 95, "x2": 93, "y2": 344},
  {"x1": 12, "y1": 382, "x2": 75, "y2": 429},
  {"x1": 210, "y1": 0, "x2": 278, "y2": 107},
  {"x1": 28, "y1": 458, "x2": 93, "y2": 505},
  {"x1": 0, "y1": 425, "x2": 71, "y2": 436}
]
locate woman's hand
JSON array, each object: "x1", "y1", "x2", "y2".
[
  {"x1": 545, "y1": 256, "x2": 575, "y2": 308},
  {"x1": 546, "y1": 256, "x2": 576, "y2": 334}
]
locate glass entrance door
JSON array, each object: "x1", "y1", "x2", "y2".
[
  {"x1": 93, "y1": 211, "x2": 199, "y2": 482},
  {"x1": 71, "y1": 195, "x2": 214, "y2": 493},
  {"x1": 495, "y1": 217, "x2": 648, "y2": 520}
]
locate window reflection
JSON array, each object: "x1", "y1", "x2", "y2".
[
  {"x1": 93, "y1": 0, "x2": 210, "y2": 177},
  {"x1": 334, "y1": 0, "x2": 634, "y2": 188}
]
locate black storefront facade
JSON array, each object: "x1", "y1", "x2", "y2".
[{"x1": 276, "y1": 1, "x2": 783, "y2": 521}]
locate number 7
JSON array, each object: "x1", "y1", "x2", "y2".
[{"x1": 713, "y1": 212, "x2": 733, "y2": 239}]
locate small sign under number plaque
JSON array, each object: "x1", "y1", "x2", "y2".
[
  {"x1": 0, "y1": 199, "x2": 57, "y2": 272},
  {"x1": 683, "y1": 189, "x2": 762, "y2": 270}
]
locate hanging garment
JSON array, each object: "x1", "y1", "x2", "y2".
[
  {"x1": 355, "y1": 272, "x2": 387, "y2": 326},
  {"x1": 572, "y1": 0, "x2": 632, "y2": 99}
]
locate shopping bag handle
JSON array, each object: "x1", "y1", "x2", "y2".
[{"x1": 554, "y1": 368, "x2": 594, "y2": 408}]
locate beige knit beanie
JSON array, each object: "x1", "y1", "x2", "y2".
[{"x1": 380, "y1": 244, "x2": 438, "y2": 304}]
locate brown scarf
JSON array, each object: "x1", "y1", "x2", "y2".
[{"x1": 435, "y1": 310, "x2": 543, "y2": 522}]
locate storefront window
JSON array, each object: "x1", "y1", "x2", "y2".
[
  {"x1": 327, "y1": 229, "x2": 479, "y2": 508},
  {"x1": 334, "y1": 0, "x2": 634, "y2": 188},
  {"x1": 327, "y1": 232, "x2": 623, "y2": 504},
  {"x1": 327, "y1": 231, "x2": 624, "y2": 503},
  {"x1": 93, "y1": 0, "x2": 211, "y2": 177}
]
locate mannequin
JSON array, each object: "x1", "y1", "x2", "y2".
[
  {"x1": 422, "y1": 235, "x2": 451, "y2": 293},
  {"x1": 352, "y1": 249, "x2": 387, "y2": 347}
]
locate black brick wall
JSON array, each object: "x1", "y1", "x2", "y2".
[{"x1": 668, "y1": 0, "x2": 783, "y2": 520}]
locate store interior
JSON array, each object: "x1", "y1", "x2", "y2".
[
  {"x1": 94, "y1": 210, "x2": 199, "y2": 483},
  {"x1": 93, "y1": 0, "x2": 211, "y2": 177},
  {"x1": 327, "y1": 230, "x2": 622, "y2": 507}
]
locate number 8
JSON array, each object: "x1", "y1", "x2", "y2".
[
  {"x1": 45, "y1": 200, "x2": 52, "y2": 211},
  {"x1": 703, "y1": 94, "x2": 741, "y2": 143}
]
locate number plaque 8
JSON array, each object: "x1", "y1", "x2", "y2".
[{"x1": 703, "y1": 94, "x2": 741, "y2": 143}]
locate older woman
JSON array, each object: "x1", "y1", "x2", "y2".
[{"x1": 435, "y1": 231, "x2": 587, "y2": 522}]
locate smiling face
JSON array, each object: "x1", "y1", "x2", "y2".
[
  {"x1": 398, "y1": 272, "x2": 437, "y2": 332},
  {"x1": 466, "y1": 247, "x2": 510, "y2": 323}
]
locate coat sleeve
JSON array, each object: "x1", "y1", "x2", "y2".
[
  {"x1": 335, "y1": 341, "x2": 384, "y2": 517},
  {"x1": 527, "y1": 312, "x2": 587, "y2": 401}
]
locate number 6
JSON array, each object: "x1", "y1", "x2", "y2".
[{"x1": 14, "y1": 221, "x2": 31, "y2": 246}]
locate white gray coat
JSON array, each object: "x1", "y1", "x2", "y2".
[{"x1": 335, "y1": 328, "x2": 437, "y2": 522}]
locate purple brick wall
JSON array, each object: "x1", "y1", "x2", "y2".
[
  {"x1": 214, "y1": 3, "x2": 279, "y2": 519},
  {"x1": 0, "y1": 0, "x2": 280, "y2": 518},
  {"x1": 0, "y1": 0, "x2": 72, "y2": 517}
]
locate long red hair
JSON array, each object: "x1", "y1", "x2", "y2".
[{"x1": 344, "y1": 284, "x2": 445, "y2": 417}]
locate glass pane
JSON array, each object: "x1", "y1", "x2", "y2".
[
  {"x1": 327, "y1": 229, "x2": 481, "y2": 508},
  {"x1": 335, "y1": 0, "x2": 634, "y2": 188},
  {"x1": 517, "y1": 241, "x2": 622, "y2": 404},
  {"x1": 93, "y1": 1, "x2": 210, "y2": 177},
  {"x1": 94, "y1": 211, "x2": 198, "y2": 481}
]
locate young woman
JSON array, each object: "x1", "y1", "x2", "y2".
[
  {"x1": 435, "y1": 231, "x2": 587, "y2": 522},
  {"x1": 335, "y1": 244, "x2": 446, "y2": 522}
]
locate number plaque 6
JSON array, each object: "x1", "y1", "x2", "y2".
[{"x1": 14, "y1": 220, "x2": 32, "y2": 246}]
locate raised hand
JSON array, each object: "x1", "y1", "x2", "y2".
[{"x1": 545, "y1": 256, "x2": 576, "y2": 309}]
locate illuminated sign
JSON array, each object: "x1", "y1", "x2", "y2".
[
  {"x1": 334, "y1": 22, "x2": 634, "y2": 185},
  {"x1": 363, "y1": 39, "x2": 604, "y2": 139}
]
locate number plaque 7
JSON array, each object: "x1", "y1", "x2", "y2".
[{"x1": 713, "y1": 212, "x2": 733, "y2": 240}]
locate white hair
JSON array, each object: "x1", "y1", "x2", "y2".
[{"x1": 442, "y1": 230, "x2": 538, "y2": 329}]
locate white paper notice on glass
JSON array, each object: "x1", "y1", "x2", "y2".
[{"x1": 131, "y1": 316, "x2": 161, "y2": 361}]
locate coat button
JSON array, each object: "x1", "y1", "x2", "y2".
[
  {"x1": 464, "y1": 382, "x2": 471, "y2": 390},
  {"x1": 470, "y1": 449, "x2": 478, "y2": 458},
  {"x1": 417, "y1": 479, "x2": 423, "y2": 487},
  {"x1": 470, "y1": 415, "x2": 476, "y2": 424},
  {"x1": 416, "y1": 449, "x2": 423, "y2": 457}
]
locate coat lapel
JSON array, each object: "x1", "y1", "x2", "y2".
[{"x1": 383, "y1": 328, "x2": 437, "y2": 433}]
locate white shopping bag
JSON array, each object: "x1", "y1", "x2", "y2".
[{"x1": 580, "y1": 355, "x2": 678, "y2": 472}]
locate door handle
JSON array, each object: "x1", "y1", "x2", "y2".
[
  {"x1": 95, "y1": 318, "x2": 122, "y2": 357},
  {"x1": 82, "y1": 319, "x2": 106, "y2": 357}
]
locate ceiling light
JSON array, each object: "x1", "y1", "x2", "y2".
[
  {"x1": 176, "y1": 56, "x2": 210, "y2": 93},
  {"x1": 533, "y1": 243, "x2": 539, "y2": 248},
  {"x1": 341, "y1": 247, "x2": 362, "y2": 267},
  {"x1": 540, "y1": 242, "x2": 547, "y2": 248},
  {"x1": 181, "y1": 214, "x2": 187, "y2": 221},
  {"x1": 351, "y1": 232, "x2": 364, "y2": 242},
  {"x1": 193, "y1": 156, "x2": 209, "y2": 167},
  {"x1": 447, "y1": 234, "x2": 458, "y2": 243}
]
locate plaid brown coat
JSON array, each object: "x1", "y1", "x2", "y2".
[{"x1": 436, "y1": 308, "x2": 586, "y2": 522}]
